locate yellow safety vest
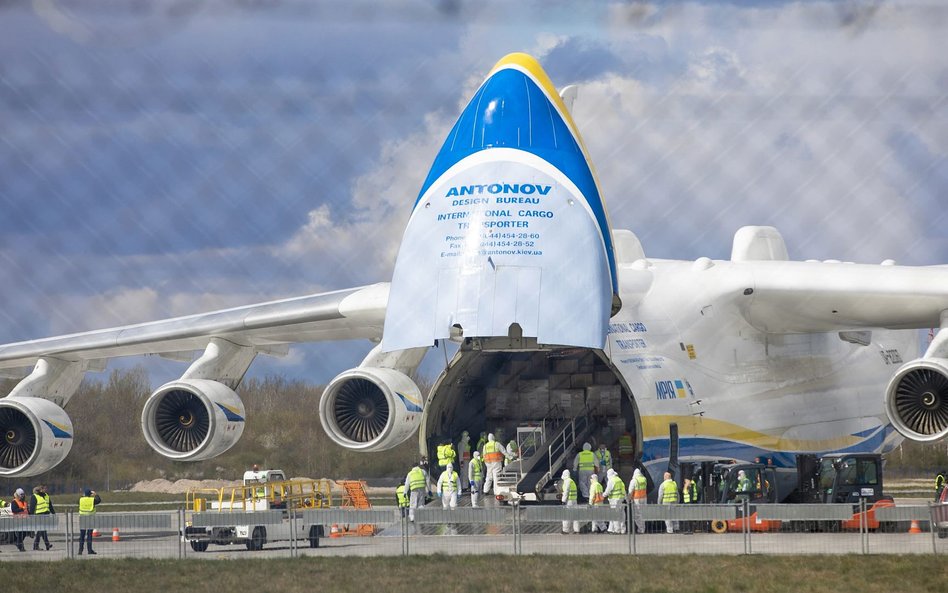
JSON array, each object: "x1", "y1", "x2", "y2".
[
  {"x1": 590, "y1": 481, "x2": 604, "y2": 504},
  {"x1": 563, "y1": 478, "x2": 577, "y2": 502},
  {"x1": 632, "y1": 474, "x2": 648, "y2": 500},
  {"x1": 596, "y1": 449, "x2": 612, "y2": 467},
  {"x1": 661, "y1": 479, "x2": 678, "y2": 503},
  {"x1": 683, "y1": 482, "x2": 697, "y2": 503},
  {"x1": 437, "y1": 444, "x2": 456, "y2": 466},
  {"x1": 79, "y1": 496, "x2": 97, "y2": 515},
  {"x1": 483, "y1": 441, "x2": 504, "y2": 463},
  {"x1": 407, "y1": 467, "x2": 426, "y2": 491},
  {"x1": 440, "y1": 471, "x2": 459, "y2": 493},
  {"x1": 396, "y1": 485, "x2": 409, "y2": 507},
  {"x1": 608, "y1": 477, "x2": 626, "y2": 500},
  {"x1": 618, "y1": 434, "x2": 634, "y2": 456},
  {"x1": 577, "y1": 450, "x2": 596, "y2": 471},
  {"x1": 33, "y1": 493, "x2": 50, "y2": 514},
  {"x1": 470, "y1": 457, "x2": 484, "y2": 481}
]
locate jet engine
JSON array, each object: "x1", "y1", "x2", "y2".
[
  {"x1": 141, "y1": 379, "x2": 246, "y2": 461},
  {"x1": 885, "y1": 358, "x2": 948, "y2": 443},
  {"x1": 318, "y1": 367, "x2": 423, "y2": 451},
  {"x1": 0, "y1": 397, "x2": 73, "y2": 477}
]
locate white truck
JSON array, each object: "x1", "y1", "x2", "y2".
[{"x1": 184, "y1": 469, "x2": 331, "y2": 552}]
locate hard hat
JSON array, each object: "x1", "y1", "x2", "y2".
[
  {"x1": 561, "y1": 469, "x2": 570, "y2": 479},
  {"x1": 583, "y1": 442, "x2": 591, "y2": 451}
]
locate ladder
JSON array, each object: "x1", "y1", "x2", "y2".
[{"x1": 334, "y1": 480, "x2": 375, "y2": 536}]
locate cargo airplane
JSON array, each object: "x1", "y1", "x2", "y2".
[{"x1": 1, "y1": 54, "x2": 947, "y2": 492}]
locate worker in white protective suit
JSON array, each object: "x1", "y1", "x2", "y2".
[
  {"x1": 630, "y1": 468, "x2": 648, "y2": 534},
  {"x1": 560, "y1": 469, "x2": 579, "y2": 534},
  {"x1": 588, "y1": 473, "x2": 607, "y2": 533},
  {"x1": 404, "y1": 462, "x2": 429, "y2": 523},
  {"x1": 481, "y1": 433, "x2": 507, "y2": 495},
  {"x1": 469, "y1": 451, "x2": 485, "y2": 508},
  {"x1": 572, "y1": 442, "x2": 596, "y2": 502},
  {"x1": 437, "y1": 463, "x2": 461, "y2": 510},
  {"x1": 603, "y1": 468, "x2": 627, "y2": 534}
]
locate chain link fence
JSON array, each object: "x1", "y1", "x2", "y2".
[{"x1": 1, "y1": 501, "x2": 945, "y2": 561}]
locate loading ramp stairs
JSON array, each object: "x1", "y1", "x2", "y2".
[{"x1": 495, "y1": 404, "x2": 598, "y2": 499}]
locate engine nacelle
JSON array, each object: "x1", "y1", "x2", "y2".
[
  {"x1": 885, "y1": 358, "x2": 948, "y2": 443},
  {"x1": 319, "y1": 367, "x2": 423, "y2": 451},
  {"x1": 0, "y1": 397, "x2": 73, "y2": 477},
  {"x1": 141, "y1": 379, "x2": 246, "y2": 461}
]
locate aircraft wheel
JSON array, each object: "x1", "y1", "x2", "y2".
[
  {"x1": 710, "y1": 519, "x2": 728, "y2": 534},
  {"x1": 189, "y1": 540, "x2": 209, "y2": 552}
]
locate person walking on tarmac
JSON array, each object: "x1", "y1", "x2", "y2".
[
  {"x1": 603, "y1": 468, "x2": 627, "y2": 534},
  {"x1": 657, "y1": 471, "x2": 678, "y2": 534},
  {"x1": 437, "y1": 463, "x2": 461, "y2": 510},
  {"x1": 630, "y1": 468, "x2": 648, "y2": 534},
  {"x1": 404, "y1": 461, "x2": 429, "y2": 523},
  {"x1": 560, "y1": 469, "x2": 579, "y2": 534},
  {"x1": 29, "y1": 484, "x2": 54, "y2": 550},
  {"x1": 469, "y1": 451, "x2": 485, "y2": 508},
  {"x1": 573, "y1": 442, "x2": 596, "y2": 502},
  {"x1": 10, "y1": 488, "x2": 28, "y2": 551},
  {"x1": 481, "y1": 433, "x2": 507, "y2": 495},
  {"x1": 588, "y1": 473, "x2": 606, "y2": 533},
  {"x1": 77, "y1": 489, "x2": 101, "y2": 555}
]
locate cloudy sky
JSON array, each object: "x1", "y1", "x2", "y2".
[{"x1": 0, "y1": 0, "x2": 945, "y2": 385}]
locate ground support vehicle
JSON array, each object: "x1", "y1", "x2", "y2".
[
  {"x1": 694, "y1": 453, "x2": 900, "y2": 533},
  {"x1": 184, "y1": 469, "x2": 332, "y2": 552}
]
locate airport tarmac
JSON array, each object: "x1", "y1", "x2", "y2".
[{"x1": 2, "y1": 529, "x2": 943, "y2": 561}]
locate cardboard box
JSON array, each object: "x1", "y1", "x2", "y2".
[
  {"x1": 553, "y1": 358, "x2": 580, "y2": 374},
  {"x1": 594, "y1": 371, "x2": 617, "y2": 385},
  {"x1": 570, "y1": 373, "x2": 594, "y2": 389},
  {"x1": 548, "y1": 374, "x2": 572, "y2": 390}
]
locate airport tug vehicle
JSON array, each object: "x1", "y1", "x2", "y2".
[{"x1": 184, "y1": 468, "x2": 331, "y2": 552}]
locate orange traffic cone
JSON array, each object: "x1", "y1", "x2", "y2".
[
  {"x1": 330, "y1": 524, "x2": 340, "y2": 538},
  {"x1": 908, "y1": 520, "x2": 922, "y2": 534},
  {"x1": 112, "y1": 527, "x2": 120, "y2": 542},
  {"x1": 91, "y1": 528, "x2": 100, "y2": 538}
]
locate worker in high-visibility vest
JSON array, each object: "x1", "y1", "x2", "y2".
[
  {"x1": 481, "y1": 433, "x2": 507, "y2": 495},
  {"x1": 681, "y1": 478, "x2": 697, "y2": 534},
  {"x1": 395, "y1": 484, "x2": 410, "y2": 518},
  {"x1": 657, "y1": 471, "x2": 678, "y2": 534},
  {"x1": 560, "y1": 470, "x2": 579, "y2": 534},
  {"x1": 458, "y1": 431, "x2": 471, "y2": 491},
  {"x1": 437, "y1": 463, "x2": 461, "y2": 510},
  {"x1": 588, "y1": 473, "x2": 606, "y2": 533},
  {"x1": 505, "y1": 438, "x2": 519, "y2": 468},
  {"x1": 934, "y1": 469, "x2": 946, "y2": 501},
  {"x1": 468, "y1": 451, "x2": 485, "y2": 508},
  {"x1": 617, "y1": 432, "x2": 634, "y2": 464},
  {"x1": 77, "y1": 489, "x2": 101, "y2": 555},
  {"x1": 735, "y1": 469, "x2": 752, "y2": 503},
  {"x1": 437, "y1": 440, "x2": 457, "y2": 473},
  {"x1": 572, "y1": 442, "x2": 596, "y2": 502},
  {"x1": 404, "y1": 462, "x2": 429, "y2": 522},
  {"x1": 603, "y1": 468, "x2": 627, "y2": 534},
  {"x1": 630, "y1": 468, "x2": 648, "y2": 534},
  {"x1": 476, "y1": 431, "x2": 488, "y2": 454},
  {"x1": 595, "y1": 443, "x2": 613, "y2": 476},
  {"x1": 29, "y1": 484, "x2": 54, "y2": 551},
  {"x1": 10, "y1": 488, "x2": 28, "y2": 552}
]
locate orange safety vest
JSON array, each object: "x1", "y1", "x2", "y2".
[
  {"x1": 483, "y1": 440, "x2": 505, "y2": 463},
  {"x1": 632, "y1": 474, "x2": 648, "y2": 500}
]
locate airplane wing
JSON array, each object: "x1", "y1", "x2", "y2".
[
  {"x1": 0, "y1": 282, "x2": 389, "y2": 370},
  {"x1": 739, "y1": 261, "x2": 948, "y2": 334}
]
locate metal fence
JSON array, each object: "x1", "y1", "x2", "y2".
[{"x1": 1, "y1": 502, "x2": 944, "y2": 561}]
